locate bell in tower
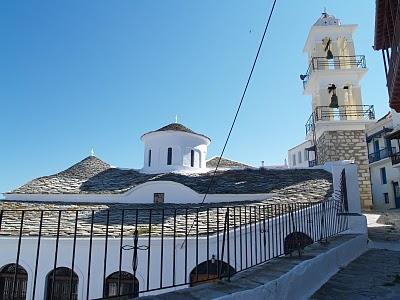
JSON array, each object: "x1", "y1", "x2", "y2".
[{"x1": 291, "y1": 11, "x2": 375, "y2": 209}]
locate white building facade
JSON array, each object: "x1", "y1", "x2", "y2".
[{"x1": 366, "y1": 111, "x2": 400, "y2": 209}]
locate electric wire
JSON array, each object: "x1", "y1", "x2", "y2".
[
  {"x1": 201, "y1": 0, "x2": 278, "y2": 204},
  {"x1": 181, "y1": 0, "x2": 278, "y2": 244}
]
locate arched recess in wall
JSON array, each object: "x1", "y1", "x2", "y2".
[
  {"x1": 45, "y1": 267, "x2": 79, "y2": 300},
  {"x1": 0, "y1": 263, "x2": 28, "y2": 300},
  {"x1": 189, "y1": 259, "x2": 235, "y2": 287},
  {"x1": 105, "y1": 271, "x2": 139, "y2": 298},
  {"x1": 283, "y1": 232, "x2": 313, "y2": 255}
]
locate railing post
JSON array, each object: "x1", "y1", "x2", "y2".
[
  {"x1": 219, "y1": 210, "x2": 229, "y2": 279},
  {"x1": 320, "y1": 201, "x2": 328, "y2": 244}
]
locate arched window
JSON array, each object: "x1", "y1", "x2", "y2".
[
  {"x1": 0, "y1": 264, "x2": 27, "y2": 300},
  {"x1": 284, "y1": 232, "x2": 313, "y2": 255},
  {"x1": 190, "y1": 150, "x2": 195, "y2": 167},
  {"x1": 148, "y1": 149, "x2": 152, "y2": 167},
  {"x1": 46, "y1": 267, "x2": 78, "y2": 300},
  {"x1": 167, "y1": 147, "x2": 172, "y2": 165},
  {"x1": 189, "y1": 259, "x2": 235, "y2": 287},
  {"x1": 105, "y1": 271, "x2": 139, "y2": 298}
]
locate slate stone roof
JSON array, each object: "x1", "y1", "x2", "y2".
[
  {"x1": 8, "y1": 156, "x2": 332, "y2": 197},
  {"x1": 2, "y1": 155, "x2": 334, "y2": 237},
  {"x1": 0, "y1": 194, "x2": 331, "y2": 237},
  {"x1": 141, "y1": 123, "x2": 211, "y2": 141},
  {"x1": 206, "y1": 157, "x2": 253, "y2": 169}
]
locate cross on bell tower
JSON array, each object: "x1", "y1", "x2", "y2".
[{"x1": 300, "y1": 11, "x2": 375, "y2": 209}]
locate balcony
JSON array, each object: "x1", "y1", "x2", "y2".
[
  {"x1": 308, "y1": 159, "x2": 317, "y2": 167},
  {"x1": 391, "y1": 151, "x2": 400, "y2": 166},
  {"x1": 305, "y1": 105, "x2": 375, "y2": 135},
  {"x1": 302, "y1": 55, "x2": 367, "y2": 89},
  {"x1": 368, "y1": 147, "x2": 395, "y2": 163}
]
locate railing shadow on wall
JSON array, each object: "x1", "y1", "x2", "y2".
[{"x1": 0, "y1": 197, "x2": 350, "y2": 300}]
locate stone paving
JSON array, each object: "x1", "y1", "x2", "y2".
[
  {"x1": 366, "y1": 209, "x2": 400, "y2": 243},
  {"x1": 311, "y1": 249, "x2": 400, "y2": 299},
  {"x1": 312, "y1": 210, "x2": 400, "y2": 299}
]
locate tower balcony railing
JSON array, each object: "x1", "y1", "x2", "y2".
[
  {"x1": 305, "y1": 105, "x2": 375, "y2": 135},
  {"x1": 302, "y1": 55, "x2": 367, "y2": 89}
]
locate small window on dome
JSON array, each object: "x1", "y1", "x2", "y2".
[
  {"x1": 191, "y1": 150, "x2": 195, "y2": 167},
  {"x1": 167, "y1": 147, "x2": 172, "y2": 165},
  {"x1": 148, "y1": 149, "x2": 152, "y2": 167}
]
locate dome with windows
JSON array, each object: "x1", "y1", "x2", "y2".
[{"x1": 140, "y1": 123, "x2": 211, "y2": 174}]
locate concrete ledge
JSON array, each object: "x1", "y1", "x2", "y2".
[{"x1": 139, "y1": 234, "x2": 367, "y2": 300}]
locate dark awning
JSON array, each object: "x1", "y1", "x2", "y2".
[
  {"x1": 366, "y1": 127, "x2": 393, "y2": 142},
  {"x1": 386, "y1": 128, "x2": 400, "y2": 140},
  {"x1": 305, "y1": 145, "x2": 316, "y2": 152}
]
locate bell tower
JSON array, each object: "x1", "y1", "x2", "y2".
[{"x1": 301, "y1": 12, "x2": 375, "y2": 208}]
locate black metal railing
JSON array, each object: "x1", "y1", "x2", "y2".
[
  {"x1": 305, "y1": 105, "x2": 375, "y2": 135},
  {"x1": 308, "y1": 160, "x2": 317, "y2": 168},
  {"x1": 0, "y1": 200, "x2": 349, "y2": 300},
  {"x1": 302, "y1": 55, "x2": 367, "y2": 88},
  {"x1": 391, "y1": 151, "x2": 400, "y2": 165},
  {"x1": 368, "y1": 147, "x2": 396, "y2": 163}
]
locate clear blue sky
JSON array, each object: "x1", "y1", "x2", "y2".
[{"x1": 0, "y1": 1, "x2": 388, "y2": 194}]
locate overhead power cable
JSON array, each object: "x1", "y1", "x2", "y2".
[
  {"x1": 200, "y1": 0, "x2": 278, "y2": 204},
  {"x1": 181, "y1": 0, "x2": 278, "y2": 246}
]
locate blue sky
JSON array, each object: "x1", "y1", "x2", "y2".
[{"x1": 0, "y1": 1, "x2": 388, "y2": 194}]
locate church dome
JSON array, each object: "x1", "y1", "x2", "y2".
[
  {"x1": 314, "y1": 12, "x2": 340, "y2": 26},
  {"x1": 141, "y1": 123, "x2": 210, "y2": 141},
  {"x1": 140, "y1": 123, "x2": 210, "y2": 174}
]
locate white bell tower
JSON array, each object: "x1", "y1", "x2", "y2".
[
  {"x1": 301, "y1": 12, "x2": 375, "y2": 209},
  {"x1": 302, "y1": 12, "x2": 368, "y2": 114}
]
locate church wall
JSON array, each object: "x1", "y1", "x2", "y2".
[
  {"x1": 0, "y1": 202, "x2": 348, "y2": 300},
  {"x1": 4, "y1": 181, "x2": 273, "y2": 204},
  {"x1": 141, "y1": 131, "x2": 209, "y2": 174},
  {"x1": 316, "y1": 130, "x2": 373, "y2": 208}
]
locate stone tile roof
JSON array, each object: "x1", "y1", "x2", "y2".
[
  {"x1": 1, "y1": 163, "x2": 334, "y2": 237},
  {"x1": 206, "y1": 157, "x2": 253, "y2": 169},
  {"x1": 8, "y1": 156, "x2": 332, "y2": 197},
  {"x1": 142, "y1": 123, "x2": 211, "y2": 141},
  {"x1": 0, "y1": 192, "x2": 331, "y2": 237}
]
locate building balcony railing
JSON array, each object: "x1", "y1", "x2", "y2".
[
  {"x1": 308, "y1": 160, "x2": 317, "y2": 167},
  {"x1": 305, "y1": 105, "x2": 375, "y2": 135},
  {"x1": 368, "y1": 147, "x2": 396, "y2": 164},
  {"x1": 302, "y1": 55, "x2": 367, "y2": 88},
  {"x1": 391, "y1": 151, "x2": 400, "y2": 166}
]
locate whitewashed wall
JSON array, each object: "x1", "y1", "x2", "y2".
[
  {"x1": 0, "y1": 203, "x2": 344, "y2": 300},
  {"x1": 141, "y1": 131, "x2": 210, "y2": 174},
  {"x1": 4, "y1": 180, "x2": 274, "y2": 204}
]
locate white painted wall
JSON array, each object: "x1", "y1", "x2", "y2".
[
  {"x1": 366, "y1": 112, "x2": 400, "y2": 209},
  {"x1": 140, "y1": 131, "x2": 210, "y2": 174},
  {"x1": 369, "y1": 160, "x2": 400, "y2": 209},
  {"x1": 4, "y1": 181, "x2": 274, "y2": 204},
  {"x1": 0, "y1": 201, "x2": 349, "y2": 300},
  {"x1": 287, "y1": 140, "x2": 314, "y2": 168}
]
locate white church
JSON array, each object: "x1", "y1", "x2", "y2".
[{"x1": 0, "y1": 12, "x2": 368, "y2": 300}]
